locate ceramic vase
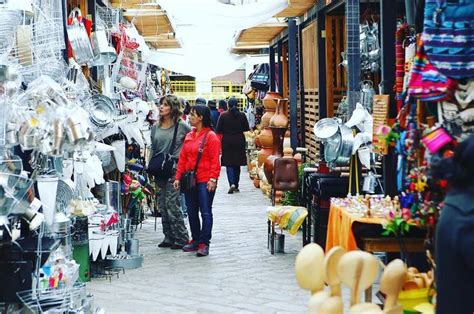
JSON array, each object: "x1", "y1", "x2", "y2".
[
  {"x1": 264, "y1": 126, "x2": 287, "y2": 184},
  {"x1": 261, "y1": 92, "x2": 282, "y2": 127},
  {"x1": 257, "y1": 127, "x2": 273, "y2": 166},
  {"x1": 269, "y1": 99, "x2": 289, "y2": 128}
]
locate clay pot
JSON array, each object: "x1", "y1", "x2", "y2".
[
  {"x1": 257, "y1": 147, "x2": 273, "y2": 166},
  {"x1": 261, "y1": 111, "x2": 275, "y2": 128},
  {"x1": 254, "y1": 135, "x2": 262, "y2": 148},
  {"x1": 253, "y1": 177, "x2": 260, "y2": 188},
  {"x1": 269, "y1": 99, "x2": 289, "y2": 128},
  {"x1": 264, "y1": 127, "x2": 286, "y2": 183},
  {"x1": 263, "y1": 91, "x2": 282, "y2": 111},
  {"x1": 259, "y1": 127, "x2": 273, "y2": 148}
]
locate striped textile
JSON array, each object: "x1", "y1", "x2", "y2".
[
  {"x1": 422, "y1": 0, "x2": 474, "y2": 78},
  {"x1": 408, "y1": 42, "x2": 457, "y2": 101}
]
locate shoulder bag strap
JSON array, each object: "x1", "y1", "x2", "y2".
[
  {"x1": 167, "y1": 122, "x2": 179, "y2": 156},
  {"x1": 193, "y1": 132, "x2": 209, "y2": 173}
]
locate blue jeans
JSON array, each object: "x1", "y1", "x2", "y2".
[
  {"x1": 226, "y1": 166, "x2": 241, "y2": 188},
  {"x1": 185, "y1": 183, "x2": 215, "y2": 245}
]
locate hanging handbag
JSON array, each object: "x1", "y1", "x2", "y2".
[
  {"x1": 250, "y1": 63, "x2": 270, "y2": 91},
  {"x1": 180, "y1": 133, "x2": 208, "y2": 193},
  {"x1": 408, "y1": 42, "x2": 457, "y2": 101},
  {"x1": 147, "y1": 123, "x2": 179, "y2": 180},
  {"x1": 422, "y1": 0, "x2": 474, "y2": 78}
]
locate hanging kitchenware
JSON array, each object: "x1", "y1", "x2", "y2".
[
  {"x1": 362, "y1": 171, "x2": 377, "y2": 194},
  {"x1": 89, "y1": 30, "x2": 117, "y2": 67},
  {"x1": 66, "y1": 9, "x2": 94, "y2": 65},
  {"x1": 313, "y1": 118, "x2": 341, "y2": 143},
  {"x1": 360, "y1": 80, "x2": 375, "y2": 113},
  {"x1": 323, "y1": 123, "x2": 354, "y2": 167},
  {"x1": 87, "y1": 94, "x2": 116, "y2": 128},
  {"x1": 36, "y1": 174, "x2": 59, "y2": 227}
]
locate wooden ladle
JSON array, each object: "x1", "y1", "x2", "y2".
[
  {"x1": 319, "y1": 296, "x2": 344, "y2": 314},
  {"x1": 337, "y1": 251, "x2": 379, "y2": 305},
  {"x1": 295, "y1": 243, "x2": 325, "y2": 294},
  {"x1": 380, "y1": 259, "x2": 406, "y2": 312},
  {"x1": 324, "y1": 246, "x2": 346, "y2": 296}
]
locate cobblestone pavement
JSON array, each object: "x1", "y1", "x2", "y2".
[{"x1": 88, "y1": 168, "x2": 310, "y2": 313}]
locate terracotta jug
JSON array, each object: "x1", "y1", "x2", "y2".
[
  {"x1": 269, "y1": 99, "x2": 289, "y2": 128},
  {"x1": 259, "y1": 127, "x2": 273, "y2": 147},
  {"x1": 264, "y1": 126, "x2": 286, "y2": 183},
  {"x1": 263, "y1": 92, "x2": 282, "y2": 111},
  {"x1": 261, "y1": 92, "x2": 282, "y2": 127}
]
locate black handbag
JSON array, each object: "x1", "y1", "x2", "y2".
[
  {"x1": 147, "y1": 123, "x2": 179, "y2": 180},
  {"x1": 180, "y1": 133, "x2": 208, "y2": 193},
  {"x1": 250, "y1": 63, "x2": 270, "y2": 91}
]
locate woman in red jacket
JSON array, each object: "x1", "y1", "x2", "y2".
[{"x1": 173, "y1": 105, "x2": 221, "y2": 257}]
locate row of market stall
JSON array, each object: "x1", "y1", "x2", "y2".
[
  {"x1": 0, "y1": 0, "x2": 167, "y2": 312},
  {"x1": 241, "y1": 0, "x2": 474, "y2": 312}
]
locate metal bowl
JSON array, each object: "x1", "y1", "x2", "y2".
[
  {"x1": 313, "y1": 118, "x2": 340, "y2": 142},
  {"x1": 88, "y1": 94, "x2": 116, "y2": 128}
]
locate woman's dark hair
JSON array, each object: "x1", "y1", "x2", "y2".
[
  {"x1": 228, "y1": 97, "x2": 239, "y2": 117},
  {"x1": 218, "y1": 99, "x2": 227, "y2": 111},
  {"x1": 431, "y1": 134, "x2": 474, "y2": 189},
  {"x1": 191, "y1": 105, "x2": 212, "y2": 128},
  {"x1": 158, "y1": 95, "x2": 182, "y2": 125}
]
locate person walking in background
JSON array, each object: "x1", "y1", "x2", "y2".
[
  {"x1": 218, "y1": 99, "x2": 228, "y2": 115},
  {"x1": 432, "y1": 134, "x2": 474, "y2": 313},
  {"x1": 173, "y1": 105, "x2": 221, "y2": 257},
  {"x1": 150, "y1": 95, "x2": 191, "y2": 249},
  {"x1": 215, "y1": 97, "x2": 250, "y2": 194},
  {"x1": 208, "y1": 99, "x2": 220, "y2": 130},
  {"x1": 195, "y1": 97, "x2": 206, "y2": 106},
  {"x1": 179, "y1": 97, "x2": 191, "y2": 125}
]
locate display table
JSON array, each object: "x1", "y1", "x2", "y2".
[
  {"x1": 326, "y1": 203, "x2": 425, "y2": 252},
  {"x1": 326, "y1": 203, "x2": 385, "y2": 251}
]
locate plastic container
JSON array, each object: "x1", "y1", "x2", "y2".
[{"x1": 398, "y1": 288, "x2": 429, "y2": 310}]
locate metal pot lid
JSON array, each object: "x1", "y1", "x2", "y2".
[
  {"x1": 89, "y1": 94, "x2": 116, "y2": 128},
  {"x1": 89, "y1": 46, "x2": 117, "y2": 67},
  {"x1": 313, "y1": 118, "x2": 339, "y2": 140}
]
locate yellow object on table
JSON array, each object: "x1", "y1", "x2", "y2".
[
  {"x1": 325, "y1": 203, "x2": 386, "y2": 251},
  {"x1": 398, "y1": 288, "x2": 430, "y2": 311},
  {"x1": 267, "y1": 206, "x2": 308, "y2": 235}
]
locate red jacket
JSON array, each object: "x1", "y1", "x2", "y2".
[{"x1": 176, "y1": 127, "x2": 221, "y2": 183}]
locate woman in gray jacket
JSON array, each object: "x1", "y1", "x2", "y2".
[{"x1": 150, "y1": 95, "x2": 191, "y2": 249}]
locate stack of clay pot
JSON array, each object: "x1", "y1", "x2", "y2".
[{"x1": 257, "y1": 92, "x2": 282, "y2": 167}]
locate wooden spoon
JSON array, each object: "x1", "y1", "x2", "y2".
[
  {"x1": 337, "y1": 251, "x2": 379, "y2": 305},
  {"x1": 349, "y1": 303, "x2": 383, "y2": 314},
  {"x1": 324, "y1": 246, "x2": 346, "y2": 296},
  {"x1": 319, "y1": 296, "x2": 343, "y2": 314},
  {"x1": 380, "y1": 259, "x2": 406, "y2": 311},
  {"x1": 295, "y1": 243, "x2": 325, "y2": 294},
  {"x1": 307, "y1": 291, "x2": 331, "y2": 314}
]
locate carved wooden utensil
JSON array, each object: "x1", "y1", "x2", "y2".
[
  {"x1": 324, "y1": 246, "x2": 346, "y2": 297},
  {"x1": 338, "y1": 251, "x2": 379, "y2": 305},
  {"x1": 380, "y1": 259, "x2": 406, "y2": 312}
]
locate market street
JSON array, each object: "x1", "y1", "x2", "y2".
[{"x1": 88, "y1": 167, "x2": 310, "y2": 313}]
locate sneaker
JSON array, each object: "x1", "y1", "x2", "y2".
[
  {"x1": 234, "y1": 188, "x2": 240, "y2": 192},
  {"x1": 228, "y1": 185, "x2": 236, "y2": 194},
  {"x1": 182, "y1": 240, "x2": 198, "y2": 252},
  {"x1": 170, "y1": 243, "x2": 184, "y2": 250},
  {"x1": 196, "y1": 243, "x2": 209, "y2": 257},
  {"x1": 157, "y1": 241, "x2": 172, "y2": 248}
]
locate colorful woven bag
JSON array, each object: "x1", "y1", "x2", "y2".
[
  {"x1": 422, "y1": 0, "x2": 474, "y2": 78},
  {"x1": 408, "y1": 42, "x2": 457, "y2": 101}
]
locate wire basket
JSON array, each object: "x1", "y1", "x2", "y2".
[
  {"x1": 16, "y1": 282, "x2": 88, "y2": 313},
  {"x1": 96, "y1": 5, "x2": 121, "y2": 32},
  {"x1": 111, "y1": 48, "x2": 147, "y2": 93}
]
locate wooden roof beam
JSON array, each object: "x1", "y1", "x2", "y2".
[{"x1": 122, "y1": 9, "x2": 165, "y2": 17}]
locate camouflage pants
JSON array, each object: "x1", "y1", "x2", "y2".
[{"x1": 156, "y1": 178, "x2": 189, "y2": 246}]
